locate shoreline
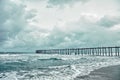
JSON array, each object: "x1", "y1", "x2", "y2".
[{"x1": 74, "y1": 65, "x2": 120, "y2": 80}]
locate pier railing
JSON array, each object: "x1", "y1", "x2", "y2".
[{"x1": 36, "y1": 46, "x2": 120, "y2": 56}]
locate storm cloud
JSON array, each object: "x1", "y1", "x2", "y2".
[{"x1": 0, "y1": 0, "x2": 120, "y2": 52}]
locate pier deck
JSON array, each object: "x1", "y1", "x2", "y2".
[{"x1": 36, "y1": 46, "x2": 120, "y2": 56}]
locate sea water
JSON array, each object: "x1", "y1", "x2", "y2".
[{"x1": 0, "y1": 54, "x2": 120, "y2": 80}]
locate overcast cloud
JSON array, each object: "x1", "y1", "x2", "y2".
[{"x1": 0, "y1": 0, "x2": 120, "y2": 52}]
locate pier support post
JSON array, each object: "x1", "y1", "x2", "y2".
[
  {"x1": 92, "y1": 48, "x2": 94, "y2": 56},
  {"x1": 118, "y1": 47, "x2": 120, "y2": 56}
]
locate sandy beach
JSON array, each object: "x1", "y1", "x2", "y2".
[{"x1": 75, "y1": 65, "x2": 120, "y2": 80}]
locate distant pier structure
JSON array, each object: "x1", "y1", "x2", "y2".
[{"x1": 36, "y1": 46, "x2": 120, "y2": 56}]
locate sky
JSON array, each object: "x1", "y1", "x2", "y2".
[{"x1": 0, "y1": 0, "x2": 120, "y2": 52}]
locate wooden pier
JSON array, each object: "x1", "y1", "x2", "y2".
[{"x1": 36, "y1": 46, "x2": 120, "y2": 56}]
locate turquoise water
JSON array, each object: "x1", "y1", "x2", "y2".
[{"x1": 0, "y1": 54, "x2": 120, "y2": 80}]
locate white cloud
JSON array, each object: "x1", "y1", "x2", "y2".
[{"x1": 1, "y1": 0, "x2": 120, "y2": 52}]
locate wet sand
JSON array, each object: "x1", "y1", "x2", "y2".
[{"x1": 75, "y1": 65, "x2": 120, "y2": 80}]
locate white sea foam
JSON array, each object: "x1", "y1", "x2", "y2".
[{"x1": 0, "y1": 54, "x2": 120, "y2": 80}]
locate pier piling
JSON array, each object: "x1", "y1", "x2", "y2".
[{"x1": 36, "y1": 46, "x2": 120, "y2": 56}]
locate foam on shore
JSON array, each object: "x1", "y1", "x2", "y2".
[
  {"x1": 0, "y1": 54, "x2": 120, "y2": 80},
  {"x1": 75, "y1": 64, "x2": 120, "y2": 80}
]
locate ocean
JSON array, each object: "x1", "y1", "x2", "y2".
[{"x1": 0, "y1": 54, "x2": 120, "y2": 80}]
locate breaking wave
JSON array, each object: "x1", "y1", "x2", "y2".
[{"x1": 0, "y1": 54, "x2": 120, "y2": 80}]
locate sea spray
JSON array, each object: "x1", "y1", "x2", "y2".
[{"x1": 0, "y1": 54, "x2": 120, "y2": 80}]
